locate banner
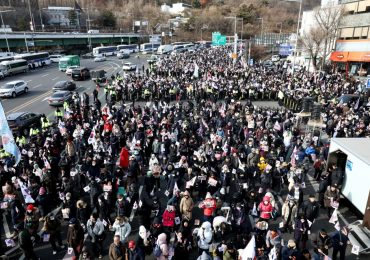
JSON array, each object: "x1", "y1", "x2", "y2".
[{"x1": 0, "y1": 102, "x2": 21, "y2": 165}]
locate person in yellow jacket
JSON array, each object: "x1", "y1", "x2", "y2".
[
  {"x1": 29, "y1": 127, "x2": 40, "y2": 137},
  {"x1": 16, "y1": 135, "x2": 27, "y2": 147},
  {"x1": 54, "y1": 108, "x2": 63, "y2": 121},
  {"x1": 257, "y1": 157, "x2": 267, "y2": 172},
  {"x1": 41, "y1": 116, "x2": 51, "y2": 132},
  {"x1": 0, "y1": 149, "x2": 11, "y2": 159}
]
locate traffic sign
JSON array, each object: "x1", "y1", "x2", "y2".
[{"x1": 212, "y1": 32, "x2": 226, "y2": 46}]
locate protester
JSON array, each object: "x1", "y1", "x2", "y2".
[{"x1": 108, "y1": 235, "x2": 126, "y2": 260}]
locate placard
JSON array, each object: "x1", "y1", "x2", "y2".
[
  {"x1": 103, "y1": 185, "x2": 112, "y2": 192},
  {"x1": 83, "y1": 186, "x2": 90, "y2": 192},
  {"x1": 43, "y1": 233, "x2": 50, "y2": 242},
  {"x1": 351, "y1": 245, "x2": 360, "y2": 255},
  {"x1": 175, "y1": 217, "x2": 181, "y2": 225},
  {"x1": 68, "y1": 247, "x2": 74, "y2": 254},
  {"x1": 102, "y1": 219, "x2": 108, "y2": 227},
  {"x1": 5, "y1": 239, "x2": 15, "y2": 247},
  {"x1": 279, "y1": 222, "x2": 284, "y2": 228},
  {"x1": 164, "y1": 190, "x2": 170, "y2": 197}
]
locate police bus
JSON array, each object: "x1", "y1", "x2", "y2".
[
  {"x1": 92, "y1": 46, "x2": 117, "y2": 57},
  {"x1": 116, "y1": 44, "x2": 139, "y2": 53},
  {"x1": 13, "y1": 52, "x2": 51, "y2": 68}
]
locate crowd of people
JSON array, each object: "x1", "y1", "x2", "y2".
[{"x1": 0, "y1": 45, "x2": 369, "y2": 260}]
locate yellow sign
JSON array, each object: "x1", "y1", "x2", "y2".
[{"x1": 231, "y1": 53, "x2": 237, "y2": 59}]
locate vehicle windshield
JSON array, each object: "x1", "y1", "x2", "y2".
[
  {"x1": 52, "y1": 93, "x2": 65, "y2": 98},
  {"x1": 60, "y1": 60, "x2": 68, "y2": 65},
  {"x1": 54, "y1": 81, "x2": 66, "y2": 87},
  {"x1": 1, "y1": 83, "x2": 14, "y2": 89}
]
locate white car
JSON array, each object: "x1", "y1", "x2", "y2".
[
  {"x1": 122, "y1": 62, "x2": 137, "y2": 71},
  {"x1": 0, "y1": 80, "x2": 28, "y2": 98},
  {"x1": 66, "y1": 65, "x2": 80, "y2": 75},
  {"x1": 94, "y1": 55, "x2": 106, "y2": 62},
  {"x1": 50, "y1": 54, "x2": 63, "y2": 63}
]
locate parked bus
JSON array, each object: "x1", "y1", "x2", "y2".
[
  {"x1": 140, "y1": 43, "x2": 160, "y2": 53},
  {"x1": 58, "y1": 55, "x2": 80, "y2": 71},
  {"x1": 116, "y1": 44, "x2": 139, "y2": 53},
  {"x1": 172, "y1": 42, "x2": 190, "y2": 46},
  {"x1": 0, "y1": 56, "x2": 14, "y2": 63},
  {"x1": 92, "y1": 46, "x2": 116, "y2": 57},
  {"x1": 0, "y1": 59, "x2": 28, "y2": 76},
  {"x1": 13, "y1": 52, "x2": 51, "y2": 68}
]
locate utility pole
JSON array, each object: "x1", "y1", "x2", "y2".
[
  {"x1": 0, "y1": 10, "x2": 15, "y2": 52},
  {"x1": 226, "y1": 16, "x2": 238, "y2": 64},
  {"x1": 292, "y1": 0, "x2": 303, "y2": 76}
]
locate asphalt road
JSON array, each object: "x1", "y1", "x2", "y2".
[{"x1": 0, "y1": 54, "x2": 149, "y2": 118}]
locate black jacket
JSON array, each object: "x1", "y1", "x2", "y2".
[{"x1": 301, "y1": 200, "x2": 319, "y2": 221}]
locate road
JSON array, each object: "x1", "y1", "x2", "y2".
[{"x1": 0, "y1": 54, "x2": 149, "y2": 118}]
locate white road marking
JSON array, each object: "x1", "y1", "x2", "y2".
[
  {"x1": 26, "y1": 80, "x2": 32, "y2": 83},
  {"x1": 3, "y1": 214, "x2": 11, "y2": 238},
  {"x1": 129, "y1": 185, "x2": 143, "y2": 222},
  {"x1": 42, "y1": 96, "x2": 50, "y2": 101},
  {"x1": 41, "y1": 74, "x2": 49, "y2": 77},
  {"x1": 52, "y1": 77, "x2": 59, "y2": 81},
  {"x1": 33, "y1": 84, "x2": 42, "y2": 89}
]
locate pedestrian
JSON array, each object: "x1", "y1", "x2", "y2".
[
  {"x1": 179, "y1": 190, "x2": 194, "y2": 221},
  {"x1": 331, "y1": 226, "x2": 350, "y2": 260},
  {"x1": 108, "y1": 235, "x2": 126, "y2": 260},
  {"x1": 86, "y1": 213, "x2": 106, "y2": 259},
  {"x1": 311, "y1": 229, "x2": 332, "y2": 259},
  {"x1": 301, "y1": 194, "x2": 320, "y2": 225},
  {"x1": 281, "y1": 239, "x2": 299, "y2": 260},
  {"x1": 199, "y1": 192, "x2": 217, "y2": 222},
  {"x1": 324, "y1": 185, "x2": 340, "y2": 218},
  {"x1": 258, "y1": 195, "x2": 273, "y2": 222},
  {"x1": 294, "y1": 214, "x2": 309, "y2": 250},
  {"x1": 67, "y1": 218, "x2": 85, "y2": 258},
  {"x1": 154, "y1": 233, "x2": 169, "y2": 260},
  {"x1": 42, "y1": 213, "x2": 65, "y2": 255},
  {"x1": 127, "y1": 240, "x2": 145, "y2": 260},
  {"x1": 18, "y1": 227, "x2": 39, "y2": 260},
  {"x1": 281, "y1": 197, "x2": 298, "y2": 233},
  {"x1": 110, "y1": 216, "x2": 132, "y2": 243}
]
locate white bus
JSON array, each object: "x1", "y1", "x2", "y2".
[
  {"x1": 116, "y1": 44, "x2": 139, "y2": 53},
  {"x1": 92, "y1": 46, "x2": 116, "y2": 57},
  {"x1": 140, "y1": 43, "x2": 160, "y2": 53},
  {"x1": 14, "y1": 52, "x2": 51, "y2": 68},
  {"x1": 0, "y1": 59, "x2": 28, "y2": 76}
]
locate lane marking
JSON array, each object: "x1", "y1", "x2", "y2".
[
  {"x1": 52, "y1": 77, "x2": 59, "y2": 81},
  {"x1": 3, "y1": 214, "x2": 11, "y2": 238},
  {"x1": 6, "y1": 90, "x2": 53, "y2": 114},
  {"x1": 129, "y1": 185, "x2": 143, "y2": 222},
  {"x1": 33, "y1": 84, "x2": 42, "y2": 89},
  {"x1": 26, "y1": 80, "x2": 32, "y2": 83},
  {"x1": 41, "y1": 73, "x2": 49, "y2": 77}
]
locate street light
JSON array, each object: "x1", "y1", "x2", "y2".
[
  {"x1": 292, "y1": 0, "x2": 303, "y2": 76},
  {"x1": 256, "y1": 18, "x2": 263, "y2": 45},
  {"x1": 82, "y1": 8, "x2": 92, "y2": 51},
  {"x1": 0, "y1": 10, "x2": 15, "y2": 52}
]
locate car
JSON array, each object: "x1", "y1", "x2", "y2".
[
  {"x1": 52, "y1": 80, "x2": 76, "y2": 91},
  {"x1": 147, "y1": 55, "x2": 159, "y2": 63},
  {"x1": 0, "y1": 80, "x2": 28, "y2": 98},
  {"x1": 50, "y1": 54, "x2": 63, "y2": 63},
  {"x1": 66, "y1": 65, "x2": 80, "y2": 75},
  {"x1": 71, "y1": 67, "x2": 90, "y2": 81},
  {"x1": 48, "y1": 91, "x2": 72, "y2": 106},
  {"x1": 7, "y1": 112, "x2": 42, "y2": 135},
  {"x1": 94, "y1": 55, "x2": 106, "y2": 62},
  {"x1": 82, "y1": 52, "x2": 94, "y2": 59},
  {"x1": 122, "y1": 62, "x2": 137, "y2": 71},
  {"x1": 117, "y1": 51, "x2": 130, "y2": 59}
]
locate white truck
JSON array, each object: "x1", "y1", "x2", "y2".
[{"x1": 327, "y1": 138, "x2": 370, "y2": 254}]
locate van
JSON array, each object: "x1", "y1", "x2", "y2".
[{"x1": 157, "y1": 45, "x2": 173, "y2": 55}]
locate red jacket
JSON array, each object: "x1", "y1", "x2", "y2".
[
  {"x1": 162, "y1": 210, "x2": 176, "y2": 227},
  {"x1": 200, "y1": 198, "x2": 217, "y2": 217},
  {"x1": 119, "y1": 148, "x2": 129, "y2": 168},
  {"x1": 258, "y1": 196, "x2": 273, "y2": 219},
  {"x1": 103, "y1": 122, "x2": 112, "y2": 132}
]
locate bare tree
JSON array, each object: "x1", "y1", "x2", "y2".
[
  {"x1": 314, "y1": 4, "x2": 344, "y2": 69},
  {"x1": 300, "y1": 26, "x2": 327, "y2": 71}
]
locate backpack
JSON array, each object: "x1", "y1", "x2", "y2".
[{"x1": 153, "y1": 244, "x2": 162, "y2": 257}]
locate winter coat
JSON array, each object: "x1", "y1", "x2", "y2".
[
  {"x1": 162, "y1": 209, "x2": 176, "y2": 227},
  {"x1": 86, "y1": 219, "x2": 105, "y2": 242},
  {"x1": 197, "y1": 222, "x2": 213, "y2": 250},
  {"x1": 179, "y1": 195, "x2": 194, "y2": 220},
  {"x1": 119, "y1": 147, "x2": 129, "y2": 168},
  {"x1": 294, "y1": 219, "x2": 309, "y2": 242},
  {"x1": 67, "y1": 225, "x2": 84, "y2": 248},
  {"x1": 199, "y1": 198, "x2": 216, "y2": 217},
  {"x1": 258, "y1": 196, "x2": 273, "y2": 219},
  {"x1": 331, "y1": 230, "x2": 349, "y2": 250},
  {"x1": 301, "y1": 200, "x2": 319, "y2": 221},
  {"x1": 281, "y1": 201, "x2": 298, "y2": 223},
  {"x1": 331, "y1": 168, "x2": 344, "y2": 187},
  {"x1": 127, "y1": 247, "x2": 145, "y2": 260},
  {"x1": 156, "y1": 233, "x2": 169, "y2": 260},
  {"x1": 43, "y1": 217, "x2": 61, "y2": 235},
  {"x1": 265, "y1": 230, "x2": 282, "y2": 248},
  {"x1": 112, "y1": 221, "x2": 131, "y2": 242},
  {"x1": 18, "y1": 229, "x2": 33, "y2": 253},
  {"x1": 108, "y1": 242, "x2": 126, "y2": 260},
  {"x1": 324, "y1": 188, "x2": 340, "y2": 208},
  {"x1": 311, "y1": 232, "x2": 332, "y2": 255}
]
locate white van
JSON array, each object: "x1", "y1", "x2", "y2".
[
  {"x1": 50, "y1": 54, "x2": 63, "y2": 63},
  {"x1": 157, "y1": 45, "x2": 173, "y2": 55}
]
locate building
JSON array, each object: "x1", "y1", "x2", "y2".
[
  {"x1": 330, "y1": 0, "x2": 370, "y2": 76},
  {"x1": 44, "y1": 6, "x2": 80, "y2": 27},
  {"x1": 161, "y1": 2, "x2": 192, "y2": 16}
]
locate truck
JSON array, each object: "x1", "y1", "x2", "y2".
[
  {"x1": 58, "y1": 55, "x2": 80, "y2": 71},
  {"x1": 327, "y1": 138, "x2": 370, "y2": 254}
]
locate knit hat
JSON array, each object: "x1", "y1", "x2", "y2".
[
  {"x1": 287, "y1": 239, "x2": 296, "y2": 248},
  {"x1": 27, "y1": 204, "x2": 34, "y2": 211}
]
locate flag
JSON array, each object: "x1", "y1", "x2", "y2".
[
  {"x1": 58, "y1": 121, "x2": 67, "y2": 136},
  {"x1": 273, "y1": 121, "x2": 281, "y2": 131},
  {"x1": 329, "y1": 209, "x2": 338, "y2": 224},
  {"x1": 269, "y1": 246, "x2": 277, "y2": 260},
  {"x1": 242, "y1": 235, "x2": 256, "y2": 259},
  {"x1": 18, "y1": 179, "x2": 35, "y2": 204},
  {"x1": 173, "y1": 181, "x2": 179, "y2": 196},
  {"x1": 0, "y1": 102, "x2": 21, "y2": 165},
  {"x1": 334, "y1": 221, "x2": 340, "y2": 231},
  {"x1": 193, "y1": 62, "x2": 199, "y2": 78},
  {"x1": 74, "y1": 1, "x2": 83, "y2": 12}
]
